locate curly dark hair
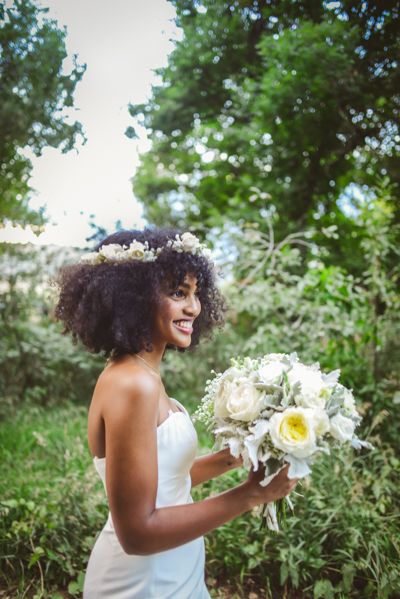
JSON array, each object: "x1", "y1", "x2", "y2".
[{"x1": 53, "y1": 226, "x2": 226, "y2": 359}]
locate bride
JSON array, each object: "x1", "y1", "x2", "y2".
[{"x1": 55, "y1": 226, "x2": 298, "y2": 598}]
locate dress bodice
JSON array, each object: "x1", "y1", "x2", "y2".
[{"x1": 93, "y1": 397, "x2": 198, "y2": 515}]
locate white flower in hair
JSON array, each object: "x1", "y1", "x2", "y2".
[
  {"x1": 167, "y1": 232, "x2": 208, "y2": 256},
  {"x1": 99, "y1": 243, "x2": 126, "y2": 261},
  {"x1": 181, "y1": 232, "x2": 202, "y2": 252},
  {"x1": 124, "y1": 240, "x2": 156, "y2": 261},
  {"x1": 79, "y1": 232, "x2": 211, "y2": 264},
  {"x1": 80, "y1": 251, "x2": 102, "y2": 264}
]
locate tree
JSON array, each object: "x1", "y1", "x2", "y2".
[
  {"x1": 0, "y1": 0, "x2": 85, "y2": 229},
  {"x1": 129, "y1": 0, "x2": 399, "y2": 273}
]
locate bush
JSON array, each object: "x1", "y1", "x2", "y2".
[
  {"x1": 0, "y1": 243, "x2": 104, "y2": 416},
  {"x1": 0, "y1": 403, "x2": 107, "y2": 597}
]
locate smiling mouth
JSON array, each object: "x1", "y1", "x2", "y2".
[{"x1": 173, "y1": 320, "x2": 194, "y2": 334}]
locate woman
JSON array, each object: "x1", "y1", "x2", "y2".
[{"x1": 55, "y1": 226, "x2": 298, "y2": 598}]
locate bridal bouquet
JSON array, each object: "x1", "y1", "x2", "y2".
[{"x1": 193, "y1": 353, "x2": 373, "y2": 531}]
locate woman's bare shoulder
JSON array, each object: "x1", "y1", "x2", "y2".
[{"x1": 94, "y1": 357, "x2": 161, "y2": 415}]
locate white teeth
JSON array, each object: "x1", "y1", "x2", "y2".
[{"x1": 174, "y1": 320, "x2": 192, "y2": 329}]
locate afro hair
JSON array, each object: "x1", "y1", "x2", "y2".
[{"x1": 53, "y1": 226, "x2": 226, "y2": 359}]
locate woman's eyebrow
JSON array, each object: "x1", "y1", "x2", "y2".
[{"x1": 180, "y1": 282, "x2": 199, "y2": 292}]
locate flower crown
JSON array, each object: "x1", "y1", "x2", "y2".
[{"x1": 79, "y1": 232, "x2": 212, "y2": 265}]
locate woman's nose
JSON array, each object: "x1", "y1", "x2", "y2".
[{"x1": 185, "y1": 294, "x2": 200, "y2": 316}]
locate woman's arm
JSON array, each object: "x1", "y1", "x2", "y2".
[
  {"x1": 190, "y1": 447, "x2": 243, "y2": 487},
  {"x1": 101, "y1": 366, "x2": 298, "y2": 557}
]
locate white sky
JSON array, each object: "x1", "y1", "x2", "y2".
[{"x1": 1, "y1": 0, "x2": 180, "y2": 248}]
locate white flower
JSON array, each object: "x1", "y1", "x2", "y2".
[
  {"x1": 258, "y1": 360, "x2": 286, "y2": 385},
  {"x1": 181, "y1": 232, "x2": 201, "y2": 252},
  {"x1": 288, "y1": 363, "x2": 331, "y2": 409},
  {"x1": 214, "y1": 367, "x2": 243, "y2": 419},
  {"x1": 312, "y1": 409, "x2": 330, "y2": 437},
  {"x1": 126, "y1": 240, "x2": 147, "y2": 260},
  {"x1": 214, "y1": 368, "x2": 265, "y2": 422},
  {"x1": 168, "y1": 236, "x2": 184, "y2": 253},
  {"x1": 98, "y1": 244, "x2": 125, "y2": 261},
  {"x1": 329, "y1": 412, "x2": 356, "y2": 442},
  {"x1": 228, "y1": 380, "x2": 265, "y2": 422},
  {"x1": 79, "y1": 232, "x2": 212, "y2": 266},
  {"x1": 269, "y1": 407, "x2": 317, "y2": 458},
  {"x1": 80, "y1": 251, "x2": 101, "y2": 264}
]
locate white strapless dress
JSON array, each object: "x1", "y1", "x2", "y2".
[{"x1": 83, "y1": 397, "x2": 211, "y2": 599}]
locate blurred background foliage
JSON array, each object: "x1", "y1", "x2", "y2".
[
  {"x1": 130, "y1": 0, "x2": 400, "y2": 276},
  {"x1": 0, "y1": 0, "x2": 399, "y2": 597},
  {"x1": 0, "y1": 0, "x2": 85, "y2": 232}
]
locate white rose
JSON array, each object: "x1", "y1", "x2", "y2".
[
  {"x1": 258, "y1": 360, "x2": 286, "y2": 385},
  {"x1": 329, "y1": 412, "x2": 355, "y2": 442},
  {"x1": 214, "y1": 368, "x2": 265, "y2": 422},
  {"x1": 214, "y1": 367, "x2": 243, "y2": 419},
  {"x1": 99, "y1": 244, "x2": 124, "y2": 261},
  {"x1": 126, "y1": 241, "x2": 146, "y2": 260},
  {"x1": 312, "y1": 409, "x2": 330, "y2": 437},
  {"x1": 269, "y1": 407, "x2": 317, "y2": 458},
  {"x1": 181, "y1": 232, "x2": 201, "y2": 252},
  {"x1": 288, "y1": 363, "x2": 331, "y2": 409}
]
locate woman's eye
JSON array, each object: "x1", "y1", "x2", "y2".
[{"x1": 171, "y1": 289, "x2": 201, "y2": 299}]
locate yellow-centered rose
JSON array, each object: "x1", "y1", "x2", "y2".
[{"x1": 270, "y1": 407, "x2": 317, "y2": 458}]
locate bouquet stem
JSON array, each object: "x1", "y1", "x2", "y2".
[{"x1": 259, "y1": 498, "x2": 286, "y2": 532}]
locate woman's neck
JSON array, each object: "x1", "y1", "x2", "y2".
[{"x1": 135, "y1": 341, "x2": 166, "y2": 372}]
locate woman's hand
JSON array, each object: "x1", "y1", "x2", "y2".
[
  {"x1": 220, "y1": 446, "x2": 243, "y2": 469},
  {"x1": 245, "y1": 463, "x2": 299, "y2": 509}
]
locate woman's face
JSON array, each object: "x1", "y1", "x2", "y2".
[{"x1": 152, "y1": 273, "x2": 201, "y2": 349}]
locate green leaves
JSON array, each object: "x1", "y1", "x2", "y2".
[
  {"x1": 129, "y1": 0, "x2": 400, "y2": 273},
  {"x1": 28, "y1": 546, "x2": 45, "y2": 568},
  {"x1": 314, "y1": 579, "x2": 335, "y2": 599},
  {"x1": 0, "y1": 403, "x2": 108, "y2": 595},
  {"x1": 0, "y1": 0, "x2": 85, "y2": 228}
]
